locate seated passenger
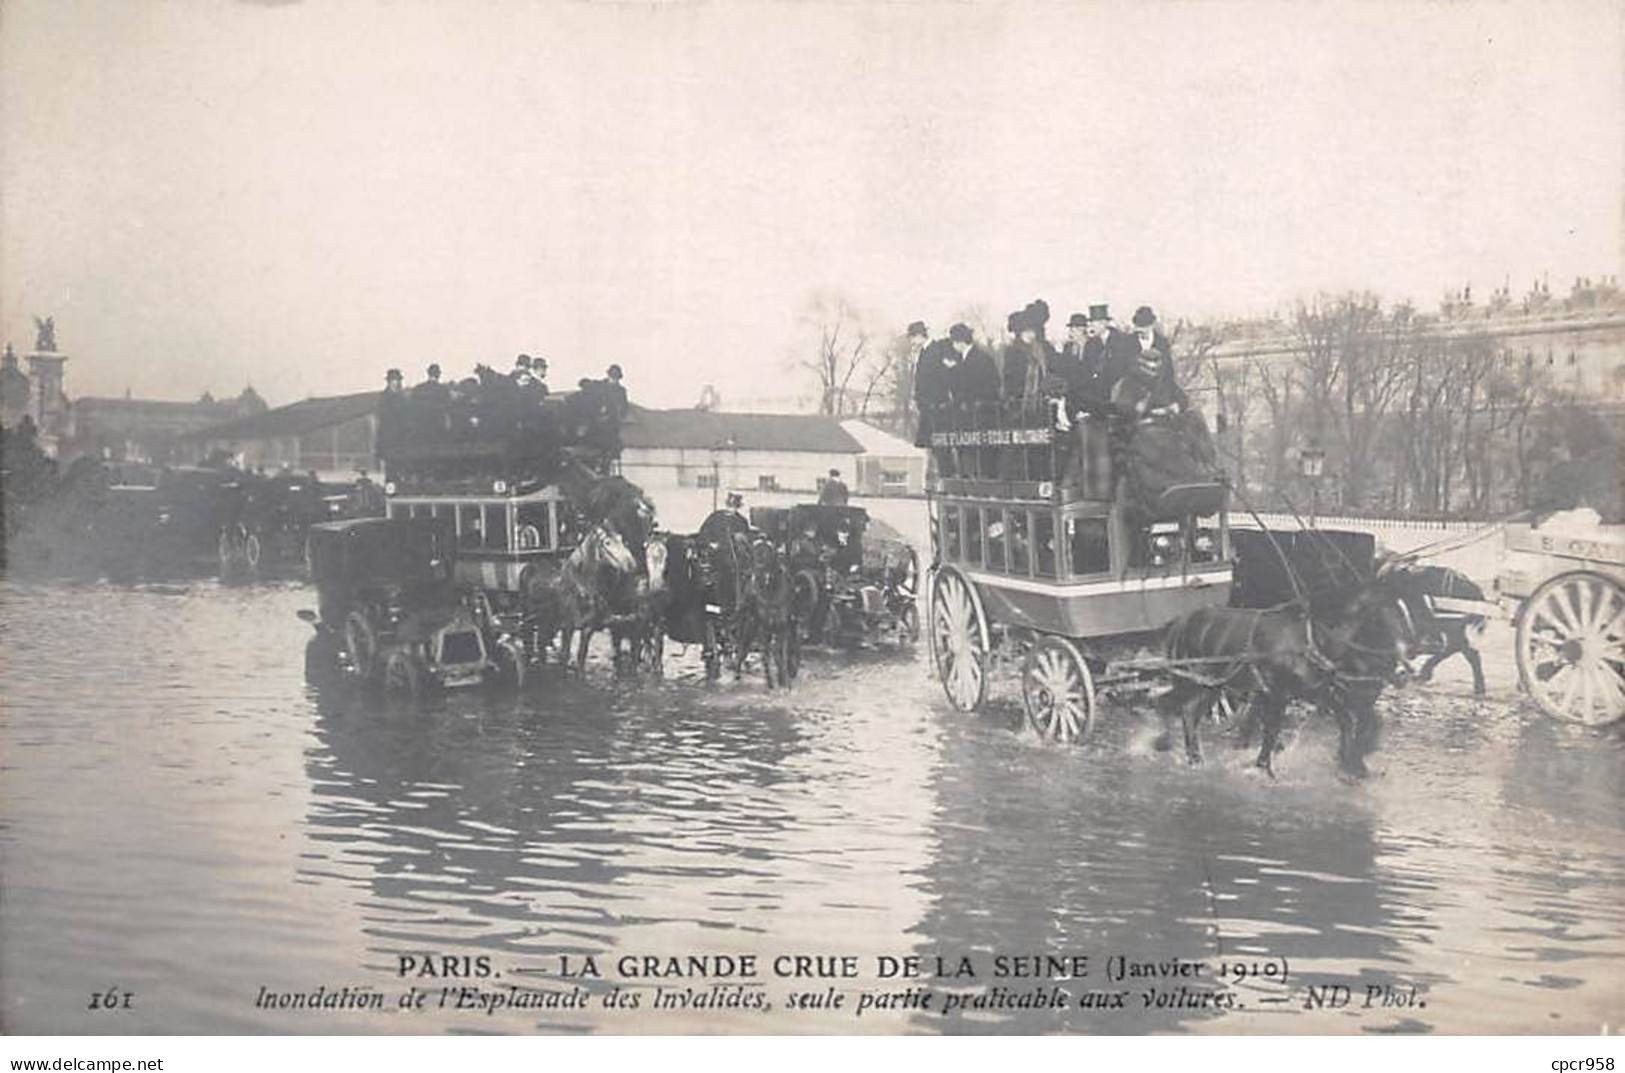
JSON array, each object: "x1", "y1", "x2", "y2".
[{"x1": 1110, "y1": 313, "x2": 1220, "y2": 525}]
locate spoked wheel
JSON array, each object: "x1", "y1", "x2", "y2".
[
  {"x1": 382, "y1": 648, "x2": 424, "y2": 701},
  {"x1": 929, "y1": 567, "x2": 988, "y2": 712},
  {"x1": 242, "y1": 530, "x2": 262, "y2": 575},
  {"x1": 344, "y1": 610, "x2": 380, "y2": 682},
  {"x1": 1021, "y1": 636, "x2": 1096, "y2": 744},
  {"x1": 1516, "y1": 571, "x2": 1625, "y2": 726}
]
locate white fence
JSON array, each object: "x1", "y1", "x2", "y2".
[{"x1": 1233, "y1": 512, "x2": 1504, "y2": 583}]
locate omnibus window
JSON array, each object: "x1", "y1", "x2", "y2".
[
  {"x1": 458, "y1": 505, "x2": 483, "y2": 548},
  {"x1": 515, "y1": 502, "x2": 550, "y2": 551},
  {"x1": 964, "y1": 506, "x2": 983, "y2": 565},
  {"x1": 1068, "y1": 516, "x2": 1111, "y2": 576},
  {"x1": 1034, "y1": 513, "x2": 1057, "y2": 578},
  {"x1": 942, "y1": 506, "x2": 961, "y2": 561},
  {"x1": 485, "y1": 504, "x2": 510, "y2": 551},
  {"x1": 984, "y1": 509, "x2": 1006, "y2": 573},
  {"x1": 1009, "y1": 510, "x2": 1030, "y2": 575}
]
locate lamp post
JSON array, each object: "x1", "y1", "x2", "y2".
[
  {"x1": 709, "y1": 444, "x2": 721, "y2": 512},
  {"x1": 1299, "y1": 441, "x2": 1326, "y2": 525},
  {"x1": 709, "y1": 435, "x2": 737, "y2": 512}
]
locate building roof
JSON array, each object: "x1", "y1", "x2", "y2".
[
  {"x1": 189, "y1": 390, "x2": 380, "y2": 442},
  {"x1": 621, "y1": 407, "x2": 863, "y2": 454},
  {"x1": 78, "y1": 396, "x2": 238, "y2": 416},
  {"x1": 838, "y1": 419, "x2": 925, "y2": 458}
]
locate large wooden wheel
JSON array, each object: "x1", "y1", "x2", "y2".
[
  {"x1": 242, "y1": 530, "x2": 262, "y2": 574},
  {"x1": 1021, "y1": 635, "x2": 1096, "y2": 744},
  {"x1": 929, "y1": 566, "x2": 989, "y2": 712},
  {"x1": 1516, "y1": 571, "x2": 1625, "y2": 726}
]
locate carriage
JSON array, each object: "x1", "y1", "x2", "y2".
[
  {"x1": 298, "y1": 516, "x2": 525, "y2": 696},
  {"x1": 923, "y1": 401, "x2": 1233, "y2": 740},
  {"x1": 364, "y1": 376, "x2": 633, "y2": 674},
  {"x1": 91, "y1": 465, "x2": 250, "y2": 580},
  {"x1": 218, "y1": 472, "x2": 370, "y2": 581},
  {"x1": 751, "y1": 503, "x2": 919, "y2": 647},
  {"x1": 1495, "y1": 519, "x2": 1625, "y2": 726}
]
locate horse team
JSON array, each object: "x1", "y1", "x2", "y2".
[
  {"x1": 518, "y1": 494, "x2": 803, "y2": 690},
  {"x1": 1158, "y1": 551, "x2": 1488, "y2": 781}
]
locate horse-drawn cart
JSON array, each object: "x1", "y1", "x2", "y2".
[
  {"x1": 1496, "y1": 520, "x2": 1625, "y2": 726},
  {"x1": 754, "y1": 503, "x2": 919, "y2": 648}
]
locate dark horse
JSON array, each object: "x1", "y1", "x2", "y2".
[
  {"x1": 734, "y1": 534, "x2": 798, "y2": 689},
  {"x1": 1159, "y1": 577, "x2": 1416, "y2": 778},
  {"x1": 1378, "y1": 560, "x2": 1488, "y2": 696}
]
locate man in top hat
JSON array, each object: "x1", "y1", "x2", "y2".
[
  {"x1": 1081, "y1": 304, "x2": 1134, "y2": 403},
  {"x1": 819, "y1": 467, "x2": 850, "y2": 506}
]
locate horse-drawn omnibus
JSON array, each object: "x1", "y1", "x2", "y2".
[
  {"x1": 924, "y1": 401, "x2": 1233, "y2": 741},
  {"x1": 357, "y1": 378, "x2": 642, "y2": 676}
]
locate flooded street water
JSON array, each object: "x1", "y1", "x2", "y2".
[{"x1": 2, "y1": 576, "x2": 1622, "y2": 1035}]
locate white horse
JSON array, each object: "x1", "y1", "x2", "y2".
[{"x1": 525, "y1": 523, "x2": 639, "y2": 675}]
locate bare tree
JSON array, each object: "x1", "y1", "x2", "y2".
[{"x1": 799, "y1": 289, "x2": 874, "y2": 417}]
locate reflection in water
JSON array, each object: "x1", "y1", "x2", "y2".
[{"x1": 2, "y1": 580, "x2": 1623, "y2": 1034}]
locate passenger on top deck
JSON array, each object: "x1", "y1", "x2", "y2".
[
  {"x1": 527, "y1": 355, "x2": 551, "y2": 399},
  {"x1": 1053, "y1": 312, "x2": 1090, "y2": 413},
  {"x1": 1001, "y1": 301, "x2": 1059, "y2": 404},
  {"x1": 412, "y1": 363, "x2": 451, "y2": 405},
  {"x1": 604, "y1": 364, "x2": 630, "y2": 422},
  {"x1": 1077, "y1": 304, "x2": 1132, "y2": 415},
  {"x1": 511, "y1": 354, "x2": 538, "y2": 390},
  {"x1": 1110, "y1": 306, "x2": 1220, "y2": 524},
  {"x1": 377, "y1": 368, "x2": 406, "y2": 452},
  {"x1": 949, "y1": 322, "x2": 1000, "y2": 407},
  {"x1": 1121, "y1": 306, "x2": 1178, "y2": 405},
  {"x1": 910, "y1": 321, "x2": 952, "y2": 446}
]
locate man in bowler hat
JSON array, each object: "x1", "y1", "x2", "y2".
[{"x1": 949, "y1": 322, "x2": 1000, "y2": 405}]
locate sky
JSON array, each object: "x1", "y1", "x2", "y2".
[{"x1": 2, "y1": 0, "x2": 1621, "y2": 410}]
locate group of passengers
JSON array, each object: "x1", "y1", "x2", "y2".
[
  {"x1": 376, "y1": 355, "x2": 630, "y2": 458},
  {"x1": 909, "y1": 301, "x2": 1185, "y2": 447}
]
